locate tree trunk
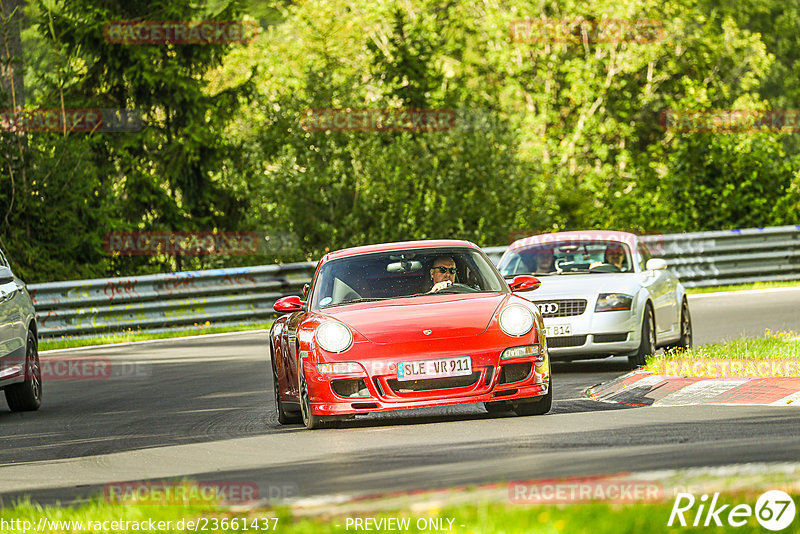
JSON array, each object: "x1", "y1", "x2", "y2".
[
  {"x1": 0, "y1": 0, "x2": 25, "y2": 109},
  {"x1": 1, "y1": 0, "x2": 27, "y2": 240}
]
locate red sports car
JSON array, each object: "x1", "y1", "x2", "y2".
[{"x1": 269, "y1": 240, "x2": 551, "y2": 429}]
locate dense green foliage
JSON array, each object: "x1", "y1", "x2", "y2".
[{"x1": 1, "y1": 0, "x2": 799, "y2": 282}]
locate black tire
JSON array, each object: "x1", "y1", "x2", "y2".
[
  {"x1": 512, "y1": 376, "x2": 552, "y2": 416},
  {"x1": 272, "y1": 361, "x2": 300, "y2": 425},
  {"x1": 484, "y1": 400, "x2": 513, "y2": 414},
  {"x1": 664, "y1": 298, "x2": 692, "y2": 352},
  {"x1": 5, "y1": 330, "x2": 42, "y2": 412},
  {"x1": 628, "y1": 304, "x2": 656, "y2": 368},
  {"x1": 299, "y1": 368, "x2": 326, "y2": 430}
]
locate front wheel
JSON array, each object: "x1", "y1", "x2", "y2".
[
  {"x1": 5, "y1": 330, "x2": 42, "y2": 412},
  {"x1": 299, "y1": 368, "x2": 326, "y2": 430},
  {"x1": 628, "y1": 304, "x2": 655, "y2": 368},
  {"x1": 664, "y1": 299, "x2": 692, "y2": 352},
  {"x1": 512, "y1": 376, "x2": 552, "y2": 416}
]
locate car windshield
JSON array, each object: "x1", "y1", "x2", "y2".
[
  {"x1": 498, "y1": 240, "x2": 634, "y2": 276},
  {"x1": 311, "y1": 247, "x2": 509, "y2": 309}
]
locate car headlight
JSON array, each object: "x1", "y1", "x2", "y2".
[
  {"x1": 315, "y1": 321, "x2": 353, "y2": 353},
  {"x1": 316, "y1": 362, "x2": 363, "y2": 374},
  {"x1": 499, "y1": 305, "x2": 534, "y2": 337},
  {"x1": 595, "y1": 293, "x2": 634, "y2": 312}
]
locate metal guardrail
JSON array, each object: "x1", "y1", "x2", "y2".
[
  {"x1": 28, "y1": 225, "x2": 800, "y2": 338},
  {"x1": 30, "y1": 263, "x2": 315, "y2": 339},
  {"x1": 639, "y1": 225, "x2": 800, "y2": 288}
]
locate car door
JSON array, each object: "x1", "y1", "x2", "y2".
[
  {"x1": 0, "y1": 269, "x2": 15, "y2": 363},
  {"x1": 0, "y1": 254, "x2": 25, "y2": 378},
  {"x1": 638, "y1": 244, "x2": 672, "y2": 336},
  {"x1": 661, "y1": 268, "x2": 680, "y2": 334}
]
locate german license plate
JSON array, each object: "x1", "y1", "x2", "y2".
[
  {"x1": 544, "y1": 324, "x2": 572, "y2": 337},
  {"x1": 396, "y1": 356, "x2": 472, "y2": 381}
]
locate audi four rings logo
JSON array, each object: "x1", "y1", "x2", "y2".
[{"x1": 538, "y1": 303, "x2": 559, "y2": 314}]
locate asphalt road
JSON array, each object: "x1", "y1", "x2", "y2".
[{"x1": 2, "y1": 288, "x2": 800, "y2": 506}]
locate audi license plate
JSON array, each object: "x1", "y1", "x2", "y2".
[
  {"x1": 544, "y1": 324, "x2": 572, "y2": 337},
  {"x1": 397, "y1": 356, "x2": 472, "y2": 381}
]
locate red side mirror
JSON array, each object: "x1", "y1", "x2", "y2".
[
  {"x1": 274, "y1": 295, "x2": 304, "y2": 313},
  {"x1": 509, "y1": 275, "x2": 541, "y2": 292},
  {"x1": 302, "y1": 283, "x2": 310, "y2": 298}
]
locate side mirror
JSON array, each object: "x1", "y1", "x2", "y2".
[
  {"x1": 0, "y1": 266, "x2": 13, "y2": 284},
  {"x1": 646, "y1": 258, "x2": 668, "y2": 271},
  {"x1": 302, "y1": 283, "x2": 310, "y2": 298},
  {"x1": 274, "y1": 295, "x2": 304, "y2": 313},
  {"x1": 509, "y1": 275, "x2": 541, "y2": 292}
]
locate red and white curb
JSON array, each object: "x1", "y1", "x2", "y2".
[{"x1": 586, "y1": 371, "x2": 800, "y2": 407}]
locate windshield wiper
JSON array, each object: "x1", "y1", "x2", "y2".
[
  {"x1": 503, "y1": 272, "x2": 557, "y2": 278},
  {"x1": 325, "y1": 297, "x2": 388, "y2": 308}
]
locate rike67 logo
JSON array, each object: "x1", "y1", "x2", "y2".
[{"x1": 669, "y1": 491, "x2": 797, "y2": 531}]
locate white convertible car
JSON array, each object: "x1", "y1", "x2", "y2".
[{"x1": 497, "y1": 231, "x2": 692, "y2": 366}]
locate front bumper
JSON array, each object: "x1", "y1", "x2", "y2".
[
  {"x1": 303, "y1": 335, "x2": 550, "y2": 416},
  {"x1": 544, "y1": 309, "x2": 640, "y2": 359}
]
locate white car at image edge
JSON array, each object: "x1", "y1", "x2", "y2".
[{"x1": 0, "y1": 247, "x2": 41, "y2": 412}]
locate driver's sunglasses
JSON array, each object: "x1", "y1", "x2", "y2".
[{"x1": 434, "y1": 266, "x2": 457, "y2": 274}]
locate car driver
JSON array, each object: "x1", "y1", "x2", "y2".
[{"x1": 428, "y1": 256, "x2": 457, "y2": 293}]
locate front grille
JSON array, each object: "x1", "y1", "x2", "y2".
[
  {"x1": 372, "y1": 377, "x2": 385, "y2": 396},
  {"x1": 351, "y1": 402, "x2": 377, "y2": 410},
  {"x1": 548, "y1": 335, "x2": 587, "y2": 348},
  {"x1": 498, "y1": 362, "x2": 532, "y2": 384},
  {"x1": 484, "y1": 366, "x2": 495, "y2": 386},
  {"x1": 533, "y1": 299, "x2": 587, "y2": 317},
  {"x1": 387, "y1": 371, "x2": 480, "y2": 393},
  {"x1": 594, "y1": 333, "x2": 629, "y2": 343}
]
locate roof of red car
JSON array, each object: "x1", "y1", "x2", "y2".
[
  {"x1": 322, "y1": 240, "x2": 480, "y2": 262},
  {"x1": 509, "y1": 230, "x2": 639, "y2": 251}
]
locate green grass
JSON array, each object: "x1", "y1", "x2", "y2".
[
  {"x1": 646, "y1": 330, "x2": 800, "y2": 378},
  {"x1": 1, "y1": 492, "x2": 795, "y2": 533},
  {"x1": 39, "y1": 322, "x2": 273, "y2": 351},
  {"x1": 686, "y1": 280, "x2": 800, "y2": 294}
]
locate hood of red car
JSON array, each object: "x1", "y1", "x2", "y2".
[{"x1": 321, "y1": 293, "x2": 508, "y2": 344}]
